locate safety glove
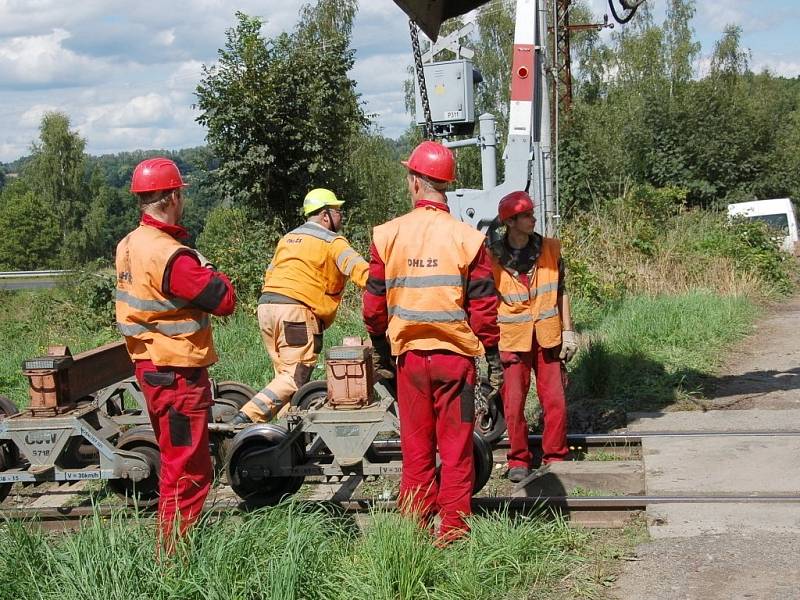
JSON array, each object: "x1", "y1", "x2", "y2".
[
  {"x1": 559, "y1": 330, "x2": 579, "y2": 363},
  {"x1": 369, "y1": 334, "x2": 396, "y2": 380},
  {"x1": 484, "y1": 347, "x2": 504, "y2": 396}
]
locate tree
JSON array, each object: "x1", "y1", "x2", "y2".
[
  {"x1": 24, "y1": 112, "x2": 88, "y2": 249},
  {"x1": 664, "y1": 0, "x2": 700, "y2": 96},
  {"x1": 195, "y1": 4, "x2": 368, "y2": 226},
  {"x1": 0, "y1": 180, "x2": 60, "y2": 270},
  {"x1": 710, "y1": 24, "x2": 750, "y2": 83}
]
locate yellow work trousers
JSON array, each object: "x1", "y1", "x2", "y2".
[{"x1": 241, "y1": 303, "x2": 322, "y2": 422}]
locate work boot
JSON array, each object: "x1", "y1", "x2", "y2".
[
  {"x1": 507, "y1": 466, "x2": 530, "y2": 483},
  {"x1": 230, "y1": 411, "x2": 252, "y2": 425}
]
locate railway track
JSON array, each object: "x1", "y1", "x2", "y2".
[
  {"x1": 4, "y1": 429, "x2": 800, "y2": 531},
  {"x1": 5, "y1": 491, "x2": 800, "y2": 532}
]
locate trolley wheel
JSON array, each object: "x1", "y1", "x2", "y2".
[
  {"x1": 0, "y1": 395, "x2": 20, "y2": 504},
  {"x1": 108, "y1": 426, "x2": 161, "y2": 507},
  {"x1": 214, "y1": 381, "x2": 257, "y2": 423},
  {"x1": 474, "y1": 382, "x2": 506, "y2": 444},
  {"x1": 433, "y1": 430, "x2": 494, "y2": 495},
  {"x1": 472, "y1": 430, "x2": 493, "y2": 494},
  {"x1": 291, "y1": 380, "x2": 328, "y2": 410},
  {"x1": 227, "y1": 424, "x2": 305, "y2": 509},
  {"x1": 289, "y1": 380, "x2": 330, "y2": 455}
]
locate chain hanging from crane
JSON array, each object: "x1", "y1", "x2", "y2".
[
  {"x1": 608, "y1": 0, "x2": 644, "y2": 24},
  {"x1": 409, "y1": 20, "x2": 434, "y2": 139}
]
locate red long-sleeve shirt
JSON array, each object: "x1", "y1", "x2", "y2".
[
  {"x1": 362, "y1": 200, "x2": 500, "y2": 350},
  {"x1": 141, "y1": 214, "x2": 237, "y2": 317}
]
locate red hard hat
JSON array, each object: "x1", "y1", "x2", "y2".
[
  {"x1": 498, "y1": 191, "x2": 534, "y2": 222},
  {"x1": 402, "y1": 141, "x2": 456, "y2": 183},
  {"x1": 130, "y1": 157, "x2": 187, "y2": 194}
]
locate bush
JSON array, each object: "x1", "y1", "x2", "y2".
[
  {"x1": 561, "y1": 186, "x2": 793, "y2": 306},
  {"x1": 693, "y1": 216, "x2": 793, "y2": 295},
  {"x1": 62, "y1": 265, "x2": 117, "y2": 330},
  {"x1": 197, "y1": 206, "x2": 282, "y2": 305}
]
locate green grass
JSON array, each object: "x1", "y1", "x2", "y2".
[
  {"x1": 0, "y1": 289, "x2": 118, "y2": 408},
  {"x1": 0, "y1": 503, "x2": 604, "y2": 600},
  {"x1": 565, "y1": 290, "x2": 757, "y2": 430},
  {"x1": 210, "y1": 296, "x2": 368, "y2": 393},
  {"x1": 0, "y1": 288, "x2": 368, "y2": 408}
]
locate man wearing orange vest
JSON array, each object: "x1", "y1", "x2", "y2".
[
  {"x1": 489, "y1": 191, "x2": 579, "y2": 483},
  {"x1": 233, "y1": 188, "x2": 368, "y2": 424},
  {"x1": 115, "y1": 157, "x2": 237, "y2": 547},
  {"x1": 363, "y1": 141, "x2": 502, "y2": 543}
]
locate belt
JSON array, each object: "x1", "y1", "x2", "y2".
[{"x1": 258, "y1": 292, "x2": 305, "y2": 306}]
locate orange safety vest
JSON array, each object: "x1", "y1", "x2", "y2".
[
  {"x1": 491, "y1": 236, "x2": 562, "y2": 352},
  {"x1": 372, "y1": 204, "x2": 485, "y2": 357},
  {"x1": 115, "y1": 224, "x2": 217, "y2": 367},
  {"x1": 262, "y1": 222, "x2": 368, "y2": 328}
]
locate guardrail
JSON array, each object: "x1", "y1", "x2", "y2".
[{"x1": 0, "y1": 270, "x2": 73, "y2": 291}]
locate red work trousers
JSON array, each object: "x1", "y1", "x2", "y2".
[
  {"x1": 396, "y1": 350, "x2": 476, "y2": 539},
  {"x1": 135, "y1": 360, "x2": 213, "y2": 548},
  {"x1": 500, "y1": 338, "x2": 569, "y2": 468}
]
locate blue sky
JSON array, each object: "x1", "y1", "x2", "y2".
[{"x1": 0, "y1": 0, "x2": 798, "y2": 163}]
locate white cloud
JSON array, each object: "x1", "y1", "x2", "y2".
[
  {"x1": 351, "y1": 53, "x2": 410, "y2": 95},
  {"x1": 698, "y1": 1, "x2": 748, "y2": 31},
  {"x1": 106, "y1": 93, "x2": 175, "y2": 128},
  {"x1": 168, "y1": 60, "x2": 205, "y2": 92},
  {"x1": 155, "y1": 29, "x2": 176, "y2": 47},
  {"x1": 0, "y1": 0, "x2": 107, "y2": 37},
  {"x1": 0, "y1": 142, "x2": 26, "y2": 163},
  {"x1": 1, "y1": 0, "x2": 798, "y2": 162},
  {"x1": 751, "y1": 58, "x2": 800, "y2": 78},
  {"x1": 0, "y1": 28, "x2": 109, "y2": 89}
]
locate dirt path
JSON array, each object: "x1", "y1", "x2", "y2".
[
  {"x1": 610, "y1": 296, "x2": 800, "y2": 600},
  {"x1": 704, "y1": 295, "x2": 800, "y2": 410}
]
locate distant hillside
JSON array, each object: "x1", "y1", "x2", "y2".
[
  {"x1": 1, "y1": 155, "x2": 32, "y2": 176},
  {"x1": 1, "y1": 146, "x2": 217, "y2": 187}
]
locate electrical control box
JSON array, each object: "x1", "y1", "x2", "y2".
[{"x1": 414, "y1": 59, "x2": 479, "y2": 135}]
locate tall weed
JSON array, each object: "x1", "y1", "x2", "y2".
[
  {"x1": 0, "y1": 504, "x2": 593, "y2": 600},
  {"x1": 561, "y1": 185, "x2": 793, "y2": 305}
]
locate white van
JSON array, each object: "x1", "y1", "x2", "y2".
[{"x1": 727, "y1": 198, "x2": 799, "y2": 254}]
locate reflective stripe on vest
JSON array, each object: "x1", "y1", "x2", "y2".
[
  {"x1": 492, "y1": 237, "x2": 562, "y2": 352},
  {"x1": 115, "y1": 224, "x2": 217, "y2": 367},
  {"x1": 291, "y1": 224, "x2": 337, "y2": 242},
  {"x1": 499, "y1": 281, "x2": 559, "y2": 304},
  {"x1": 115, "y1": 289, "x2": 188, "y2": 312},
  {"x1": 389, "y1": 306, "x2": 467, "y2": 322},
  {"x1": 498, "y1": 313, "x2": 533, "y2": 324},
  {"x1": 386, "y1": 274, "x2": 465, "y2": 289},
  {"x1": 116, "y1": 314, "x2": 210, "y2": 337},
  {"x1": 335, "y1": 247, "x2": 367, "y2": 276}
]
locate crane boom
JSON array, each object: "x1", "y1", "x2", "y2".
[
  {"x1": 392, "y1": 0, "x2": 491, "y2": 41},
  {"x1": 392, "y1": 0, "x2": 646, "y2": 236}
]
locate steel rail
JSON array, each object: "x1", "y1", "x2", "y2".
[
  {"x1": 368, "y1": 430, "x2": 800, "y2": 452},
  {"x1": 5, "y1": 494, "x2": 800, "y2": 529}
]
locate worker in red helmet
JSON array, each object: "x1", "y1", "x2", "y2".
[
  {"x1": 363, "y1": 140, "x2": 501, "y2": 543},
  {"x1": 115, "y1": 157, "x2": 236, "y2": 551},
  {"x1": 489, "y1": 190, "x2": 578, "y2": 483}
]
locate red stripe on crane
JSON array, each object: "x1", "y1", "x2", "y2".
[{"x1": 510, "y1": 44, "x2": 535, "y2": 102}]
